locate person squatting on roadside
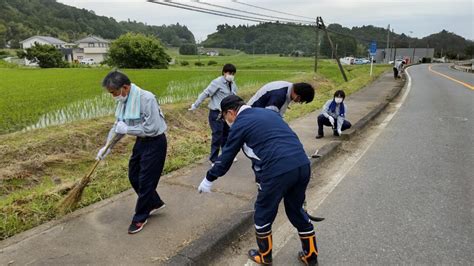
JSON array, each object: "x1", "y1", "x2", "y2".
[
  {"x1": 197, "y1": 95, "x2": 319, "y2": 265},
  {"x1": 247, "y1": 81, "x2": 315, "y2": 116},
  {"x1": 393, "y1": 60, "x2": 406, "y2": 79},
  {"x1": 316, "y1": 90, "x2": 351, "y2": 139},
  {"x1": 97, "y1": 70, "x2": 167, "y2": 234},
  {"x1": 188, "y1": 64, "x2": 238, "y2": 164}
]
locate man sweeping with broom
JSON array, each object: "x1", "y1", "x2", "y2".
[{"x1": 96, "y1": 70, "x2": 168, "y2": 234}]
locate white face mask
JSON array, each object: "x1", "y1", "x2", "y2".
[
  {"x1": 225, "y1": 74, "x2": 234, "y2": 82},
  {"x1": 335, "y1": 97, "x2": 343, "y2": 104},
  {"x1": 224, "y1": 111, "x2": 234, "y2": 127},
  {"x1": 113, "y1": 88, "x2": 128, "y2": 103},
  {"x1": 225, "y1": 119, "x2": 234, "y2": 127}
]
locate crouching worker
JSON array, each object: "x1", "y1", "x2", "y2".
[
  {"x1": 316, "y1": 90, "x2": 351, "y2": 139},
  {"x1": 197, "y1": 95, "x2": 319, "y2": 265},
  {"x1": 97, "y1": 70, "x2": 167, "y2": 234}
]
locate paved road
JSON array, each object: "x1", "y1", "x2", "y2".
[{"x1": 212, "y1": 64, "x2": 473, "y2": 265}]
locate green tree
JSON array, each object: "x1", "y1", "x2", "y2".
[
  {"x1": 179, "y1": 44, "x2": 197, "y2": 55},
  {"x1": 17, "y1": 42, "x2": 67, "y2": 68},
  {"x1": 107, "y1": 33, "x2": 171, "y2": 69},
  {"x1": 465, "y1": 45, "x2": 474, "y2": 58}
]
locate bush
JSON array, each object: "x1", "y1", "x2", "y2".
[
  {"x1": 179, "y1": 44, "x2": 198, "y2": 55},
  {"x1": 107, "y1": 33, "x2": 171, "y2": 69},
  {"x1": 180, "y1": 60, "x2": 189, "y2": 66},
  {"x1": 194, "y1": 61, "x2": 204, "y2": 67},
  {"x1": 17, "y1": 43, "x2": 68, "y2": 68},
  {"x1": 207, "y1": 60, "x2": 218, "y2": 66}
]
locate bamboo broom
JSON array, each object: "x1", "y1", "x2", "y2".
[{"x1": 58, "y1": 137, "x2": 116, "y2": 213}]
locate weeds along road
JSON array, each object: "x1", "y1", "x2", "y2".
[{"x1": 211, "y1": 64, "x2": 474, "y2": 265}]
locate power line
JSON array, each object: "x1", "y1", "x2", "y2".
[
  {"x1": 148, "y1": 1, "x2": 382, "y2": 46},
  {"x1": 232, "y1": 0, "x2": 315, "y2": 21},
  {"x1": 194, "y1": 0, "x2": 315, "y2": 24},
  {"x1": 148, "y1": 0, "x2": 315, "y2": 26},
  {"x1": 147, "y1": 0, "x2": 268, "y2": 23}
]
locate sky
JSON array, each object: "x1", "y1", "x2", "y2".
[{"x1": 58, "y1": 0, "x2": 473, "y2": 41}]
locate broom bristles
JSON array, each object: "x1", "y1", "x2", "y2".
[
  {"x1": 57, "y1": 136, "x2": 115, "y2": 213},
  {"x1": 57, "y1": 160, "x2": 100, "y2": 213},
  {"x1": 57, "y1": 181, "x2": 89, "y2": 213}
]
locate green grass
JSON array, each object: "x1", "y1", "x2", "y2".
[
  {"x1": 0, "y1": 55, "x2": 390, "y2": 239},
  {"x1": 0, "y1": 67, "x2": 299, "y2": 134}
]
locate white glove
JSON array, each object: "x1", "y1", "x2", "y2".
[
  {"x1": 115, "y1": 121, "x2": 128, "y2": 134},
  {"x1": 198, "y1": 177, "x2": 213, "y2": 193},
  {"x1": 328, "y1": 116, "x2": 335, "y2": 127},
  {"x1": 337, "y1": 129, "x2": 342, "y2": 135},
  {"x1": 188, "y1": 104, "x2": 197, "y2": 111},
  {"x1": 96, "y1": 145, "x2": 111, "y2": 161}
]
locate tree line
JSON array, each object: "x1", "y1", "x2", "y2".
[
  {"x1": 202, "y1": 23, "x2": 473, "y2": 59},
  {"x1": 0, "y1": 0, "x2": 195, "y2": 48}
]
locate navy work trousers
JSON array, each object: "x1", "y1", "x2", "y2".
[
  {"x1": 128, "y1": 134, "x2": 167, "y2": 222},
  {"x1": 254, "y1": 164, "x2": 314, "y2": 234},
  {"x1": 208, "y1": 109, "x2": 229, "y2": 163}
]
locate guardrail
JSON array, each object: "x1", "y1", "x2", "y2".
[{"x1": 451, "y1": 60, "x2": 473, "y2": 73}]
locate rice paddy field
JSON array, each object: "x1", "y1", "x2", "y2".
[
  {"x1": 0, "y1": 55, "x2": 375, "y2": 134},
  {"x1": 0, "y1": 51, "x2": 390, "y2": 239}
]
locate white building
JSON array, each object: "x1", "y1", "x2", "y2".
[
  {"x1": 206, "y1": 50, "x2": 219, "y2": 56},
  {"x1": 20, "y1": 36, "x2": 70, "y2": 49},
  {"x1": 73, "y1": 36, "x2": 110, "y2": 64},
  {"x1": 19, "y1": 36, "x2": 74, "y2": 65}
]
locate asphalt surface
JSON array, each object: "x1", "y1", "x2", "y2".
[{"x1": 212, "y1": 64, "x2": 473, "y2": 265}]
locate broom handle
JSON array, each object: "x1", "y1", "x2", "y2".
[
  {"x1": 81, "y1": 160, "x2": 101, "y2": 184},
  {"x1": 83, "y1": 135, "x2": 117, "y2": 183}
]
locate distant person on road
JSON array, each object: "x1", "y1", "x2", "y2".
[
  {"x1": 393, "y1": 60, "x2": 406, "y2": 79},
  {"x1": 97, "y1": 70, "x2": 167, "y2": 234},
  {"x1": 189, "y1": 64, "x2": 238, "y2": 164},
  {"x1": 316, "y1": 90, "x2": 351, "y2": 139},
  {"x1": 197, "y1": 95, "x2": 319, "y2": 265},
  {"x1": 247, "y1": 81, "x2": 315, "y2": 116}
]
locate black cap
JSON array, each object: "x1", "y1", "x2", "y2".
[{"x1": 218, "y1": 95, "x2": 245, "y2": 120}]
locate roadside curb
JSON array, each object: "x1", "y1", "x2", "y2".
[{"x1": 166, "y1": 74, "x2": 407, "y2": 265}]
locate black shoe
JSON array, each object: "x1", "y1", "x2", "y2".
[
  {"x1": 333, "y1": 130, "x2": 340, "y2": 137},
  {"x1": 128, "y1": 219, "x2": 147, "y2": 234},
  {"x1": 315, "y1": 135, "x2": 324, "y2": 139},
  {"x1": 149, "y1": 201, "x2": 166, "y2": 215}
]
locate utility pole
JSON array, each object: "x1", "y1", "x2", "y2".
[
  {"x1": 386, "y1": 24, "x2": 390, "y2": 63},
  {"x1": 317, "y1": 17, "x2": 348, "y2": 82},
  {"x1": 314, "y1": 19, "x2": 319, "y2": 73}
]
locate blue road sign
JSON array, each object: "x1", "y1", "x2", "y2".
[{"x1": 370, "y1": 41, "x2": 377, "y2": 56}]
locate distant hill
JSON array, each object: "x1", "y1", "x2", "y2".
[
  {"x1": 203, "y1": 23, "x2": 473, "y2": 59},
  {"x1": 0, "y1": 0, "x2": 195, "y2": 48}
]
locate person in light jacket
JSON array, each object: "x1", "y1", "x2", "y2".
[{"x1": 316, "y1": 90, "x2": 351, "y2": 139}]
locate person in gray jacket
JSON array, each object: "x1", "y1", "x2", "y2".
[
  {"x1": 316, "y1": 90, "x2": 351, "y2": 138},
  {"x1": 97, "y1": 70, "x2": 167, "y2": 234},
  {"x1": 188, "y1": 64, "x2": 238, "y2": 163}
]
